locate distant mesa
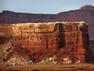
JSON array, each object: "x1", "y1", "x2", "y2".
[
  {"x1": 2, "y1": 10, "x2": 15, "y2": 14},
  {"x1": 80, "y1": 5, "x2": 94, "y2": 10}
]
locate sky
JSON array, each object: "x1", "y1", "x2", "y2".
[{"x1": 0, "y1": 0, "x2": 94, "y2": 14}]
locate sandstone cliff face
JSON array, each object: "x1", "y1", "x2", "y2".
[{"x1": 0, "y1": 22, "x2": 88, "y2": 65}]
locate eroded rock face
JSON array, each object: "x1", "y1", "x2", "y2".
[{"x1": 0, "y1": 22, "x2": 89, "y2": 65}]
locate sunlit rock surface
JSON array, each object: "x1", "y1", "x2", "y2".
[{"x1": 0, "y1": 22, "x2": 89, "y2": 66}]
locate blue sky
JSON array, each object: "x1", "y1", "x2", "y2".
[{"x1": 0, "y1": 0, "x2": 94, "y2": 14}]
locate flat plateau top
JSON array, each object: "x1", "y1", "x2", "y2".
[{"x1": 1, "y1": 63, "x2": 94, "y2": 70}]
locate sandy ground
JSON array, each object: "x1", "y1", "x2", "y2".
[{"x1": 0, "y1": 63, "x2": 94, "y2": 71}]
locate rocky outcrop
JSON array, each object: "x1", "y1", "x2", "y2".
[{"x1": 0, "y1": 22, "x2": 88, "y2": 66}]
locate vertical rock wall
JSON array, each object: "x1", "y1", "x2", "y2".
[{"x1": 0, "y1": 22, "x2": 88, "y2": 64}]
